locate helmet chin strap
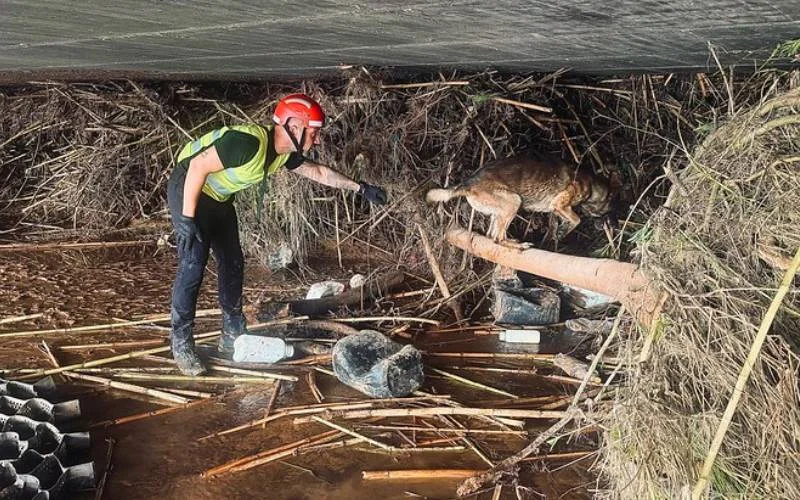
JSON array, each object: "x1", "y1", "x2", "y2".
[{"x1": 282, "y1": 120, "x2": 308, "y2": 160}]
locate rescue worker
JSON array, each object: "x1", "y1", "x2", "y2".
[{"x1": 167, "y1": 93, "x2": 386, "y2": 375}]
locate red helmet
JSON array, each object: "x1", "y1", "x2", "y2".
[{"x1": 272, "y1": 93, "x2": 326, "y2": 128}]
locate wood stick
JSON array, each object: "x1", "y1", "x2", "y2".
[
  {"x1": 60, "y1": 339, "x2": 166, "y2": 350},
  {"x1": 379, "y1": 81, "x2": 470, "y2": 89},
  {"x1": 362, "y1": 469, "x2": 481, "y2": 480},
  {"x1": 1, "y1": 309, "x2": 222, "y2": 338},
  {"x1": 155, "y1": 387, "x2": 213, "y2": 399},
  {"x1": 38, "y1": 341, "x2": 189, "y2": 404},
  {"x1": 0, "y1": 239, "x2": 153, "y2": 252},
  {"x1": 692, "y1": 248, "x2": 800, "y2": 499},
  {"x1": 210, "y1": 365, "x2": 298, "y2": 382},
  {"x1": 0, "y1": 313, "x2": 43, "y2": 325},
  {"x1": 17, "y1": 320, "x2": 298, "y2": 378},
  {"x1": 199, "y1": 396, "x2": 450, "y2": 441},
  {"x1": 428, "y1": 367, "x2": 518, "y2": 399},
  {"x1": 416, "y1": 222, "x2": 463, "y2": 321},
  {"x1": 202, "y1": 430, "x2": 342, "y2": 478},
  {"x1": 295, "y1": 407, "x2": 566, "y2": 422},
  {"x1": 331, "y1": 316, "x2": 439, "y2": 326},
  {"x1": 94, "y1": 438, "x2": 115, "y2": 500},
  {"x1": 114, "y1": 373, "x2": 275, "y2": 384},
  {"x1": 311, "y1": 416, "x2": 390, "y2": 450},
  {"x1": 356, "y1": 424, "x2": 526, "y2": 436},
  {"x1": 90, "y1": 399, "x2": 209, "y2": 428},
  {"x1": 491, "y1": 96, "x2": 552, "y2": 113},
  {"x1": 519, "y1": 450, "x2": 595, "y2": 463},
  {"x1": 425, "y1": 352, "x2": 555, "y2": 361},
  {"x1": 307, "y1": 371, "x2": 324, "y2": 403},
  {"x1": 262, "y1": 380, "x2": 281, "y2": 429}
]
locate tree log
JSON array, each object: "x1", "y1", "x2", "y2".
[{"x1": 445, "y1": 227, "x2": 661, "y2": 327}]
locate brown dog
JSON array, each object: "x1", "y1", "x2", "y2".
[{"x1": 425, "y1": 152, "x2": 615, "y2": 244}]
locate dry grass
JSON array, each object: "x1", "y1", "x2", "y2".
[{"x1": 597, "y1": 76, "x2": 800, "y2": 498}]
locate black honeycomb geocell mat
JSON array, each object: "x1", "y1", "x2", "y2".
[{"x1": 0, "y1": 377, "x2": 95, "y2": 500}]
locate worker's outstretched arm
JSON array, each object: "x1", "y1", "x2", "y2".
[
  {"x1": 183, "y1": 146, "x2": 224, "y2": 216},
  {"x1": 292, "y1": 162, "x2": 387, "y2": 205}
]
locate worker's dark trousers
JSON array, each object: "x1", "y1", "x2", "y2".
[{"x1": 167, "y1": 164, "x2": 245, "y2": 348}]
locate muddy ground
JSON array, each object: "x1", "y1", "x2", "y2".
[{"x1": 0, "y1": 243, "x2": 599, "y2": 499}]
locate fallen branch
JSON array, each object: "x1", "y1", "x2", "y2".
[{"x1": 445, "y1": 227, "x2": 660, "y2": 326}]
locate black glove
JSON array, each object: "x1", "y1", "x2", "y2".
[
  {"x1": 358, "y1": 182, "x2": 387, "y2": 205},
  {"x1": 174, "y1": 214, "x2": 204, "y2": 254}
]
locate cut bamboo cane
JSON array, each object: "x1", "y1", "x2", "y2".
[
  {"x1": 209, "y1": 365, "x2": 298, "y2": 382},
  {"x1": 262, "y1": 380, "x2": 281, "y2": 429},
  {"x1": 692, "y1": 248, "x2": 800, "y2": 500},
  {"x1": 295, "y1": 407, "x2": 566, "y2": 423},
  {"x1": 332, "y1": 316, "x2": 440, "y2": 326},
  {"x1": 90, "y1": 399, "x2": 209, "y2": 428},
  {"x1": 362, "y1": 469, "x2": 481, "y2": 480},
  {"x1": 307, "y1": 371, "x2": 324, "y2": 403},
  {"x1": 17, "y1": 319, "x2": 299, "y2": 379},
  {"x1": 1, "y1": 309, "x2": 222, "y2": 338},
  {"x1": 355, "y1": 425, "x2": 526, "y2": 436},
  {"x1": 379, "y1": 80, "x2": 470, "y2": 89},
  {"x1": 61, "y1": 339, "x2": 166, "y2": 350},
  {"x1": 155, "y1": 388, "x2": 213, "y2": 399},
  {"x1": 311, "y1": 416, "x2": 390, "y2": 450},
  {"x1": 0, "y1": 313, "x2": 43, "y2": 325},
  {"x1": 198, "y1": 396, "x2": 449, "y2": 441},
  {"x1": 519, "y1": 450, "x2": 595, "y2": 463},
  {"x1": 0, "y1": 240, "x2": 153, "y2": 252},
  {"x1": 114, "y1": 373, "x2": 274, "y2": 384},
  {"x1": 491, "y1": 96, "x2": 552, "y2": 114},
  {"x1": 428, "y1": 367, "x2": 518, "y2": 399},
  {"x1": 94, "y1": 438, "x2": 115, "y2": 500},
  {"x1": 416, "y1": 221, "x2": 463, "y2": 321},
  {"x1": 39, "y1": 341, "x2": 189, "y2": 405},
  {"x1": 202, "y1": 430, "x2": 342, "y2": 478},
  {"x1": 425, "y1": 352, "x2": 555, "y2": 361}
]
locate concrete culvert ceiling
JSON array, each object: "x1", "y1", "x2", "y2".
[{"x1": 0, "y1": 0, "x2": 799, "y2": 81}]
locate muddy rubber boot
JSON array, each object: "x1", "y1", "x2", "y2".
[
  {"x1": 171, "y1": 334, "x2": 206, "y2": 376},
  {"x1": 218, "y1": 311, "x2": 247, "y2": 358}
]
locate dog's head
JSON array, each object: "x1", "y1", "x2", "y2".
[{"x1": 584, "y1": 171, "x2": 624, "y2": 228}]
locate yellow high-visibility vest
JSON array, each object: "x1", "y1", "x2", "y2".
[{"x1": 176, "y1": 124, "x2": 290, "y2": 202}]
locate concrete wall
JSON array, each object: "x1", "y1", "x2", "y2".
[{"x1": 1, "y1": 1, "x2": 798, "y2": 80}]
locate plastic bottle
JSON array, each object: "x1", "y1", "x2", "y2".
[
  {"x1": 232, "y1": 335, "x2": 294, "y2": 363},
  {"x1": 498, "y1": 329, "x2": 541, "y2": 344}
]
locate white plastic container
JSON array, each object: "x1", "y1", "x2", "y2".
[
  {"x1": 232, "y1": 335, "x2": 294, "y2": 363},
  {"x1": 498, "y1": 329, "x2": 541, "y2": 344},
  {"x1": 305, "y1": 280, "x2": 346, "y2": 299}
]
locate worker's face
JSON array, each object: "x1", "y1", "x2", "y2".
[{"x1": 289, "y1": 124, "x2": 321, "y2": 154}]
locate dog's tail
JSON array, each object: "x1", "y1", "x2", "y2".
[{"x1": 425, "y1": 187, "x2": 462, "y2": 204}]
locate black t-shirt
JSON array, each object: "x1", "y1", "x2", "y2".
[{"x1": 215, "y1": 130, "x2": 305, "y2": 170}]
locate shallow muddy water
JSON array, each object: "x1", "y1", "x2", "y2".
[{"x1": 0, "y1": 246, "x2": 596, "y2": 499}]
